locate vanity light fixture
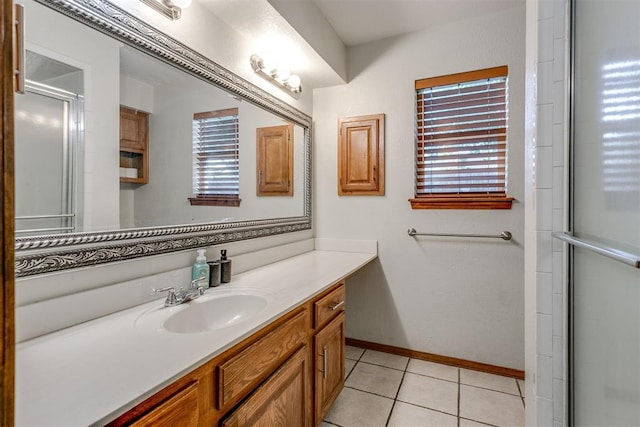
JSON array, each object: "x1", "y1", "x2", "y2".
[
  {"x1": 139, "y1": 0, "x2": 191, "y2": 20},
  {"x1": 250, "y1": 54, "x2": 302, "y2": 98}
]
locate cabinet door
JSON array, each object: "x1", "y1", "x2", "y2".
[
  {"x1": 338, "y1": 114, "x2": 384, "y2": 195},
  {"x1": 222, "y1": 346, "x2": 309, "y2": 427},
  {"x1": 120, "y1": 106, "x2": 148, "y2": 151},
  {"x1": 256, "y1": 124, "x2": 293, "y2": 196},
  {"x1": 314, "y1": 312, "x2": 345, "y2": 423}
]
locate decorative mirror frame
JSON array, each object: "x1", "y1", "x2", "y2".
[{"x1": 15, "y1": 0, "x2": 312, "y2": 277}]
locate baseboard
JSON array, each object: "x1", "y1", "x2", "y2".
[{"x1": 345, "y1": 338, "x2": 525, "y2": 380}]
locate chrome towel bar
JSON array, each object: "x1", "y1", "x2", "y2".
[
  {"x1": 408, "y1": 228, "x2": 512, "y2": 241},
  {"x1": 552, "y1": 232, "x2": 640, "y2": 269}
]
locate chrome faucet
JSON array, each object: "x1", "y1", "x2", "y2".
[{"x1": 153, "y1": 276, "x2": 207, "y2": 307}]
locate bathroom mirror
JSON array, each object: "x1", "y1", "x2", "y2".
[{"x1": 15, "y1": 0, "x2": 311, "y2": 277}]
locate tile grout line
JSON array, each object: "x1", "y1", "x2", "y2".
[
  {"x1": 516, "y1": 379, "x2": 525, "y2": 407},
  {"x1": 384, "y1": 357, "x2": 411, "y2": 427},
  {"x1": 457, "y1": 368, "x2": 461, "y2": 427}
]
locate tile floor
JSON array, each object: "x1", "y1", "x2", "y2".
[{"x1": 322, "y1": 345, "x2": 524, "y2": 427}]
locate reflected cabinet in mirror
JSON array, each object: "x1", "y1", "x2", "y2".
[{"x1": 15, "y1": 0, "x2": 311, "y2": 277}]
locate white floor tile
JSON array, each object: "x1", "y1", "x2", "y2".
[
  {"x1": 324, "y1": 387, "x2": 394, "y2": 427},
  {"x1": 346, "y1": 362, "x2": 404, "y2": 398},
  {"x1": 360, "y1": 350, "x2": 409, "y2": 370},
  {"x1": 460, "y1": 369, "x2": 520, "y2": 395},
  {"x1": 407, "y1": 359, "x2": 459, "y2": 382},
  {"x1": 388, "y1": 401, "x2": 457, "y2": 427},
  {"x1": 460, "y1": 385, "x2": 525, "y2": 427},
  {"x1": 345, "y1": 345, "x2": 365, "y2": 361},
  {"x1": 397, "y1": 372, "x2": 458, "y2": 416}
]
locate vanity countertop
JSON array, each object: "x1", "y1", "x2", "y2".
[{"x1": 15, "y1": 248, "x2": 376, "y2": 426}]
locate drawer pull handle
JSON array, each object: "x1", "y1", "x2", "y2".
[{"x1": 329, "y1": 301, "x2": 344, "y2": 311}]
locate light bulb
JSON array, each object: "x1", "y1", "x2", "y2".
[
  {"x1": 287, "y1": 75, "x2": 301, "y2": 90},
  {"x1": 276, "y1": 66, "x2": 290, "y2": 81},
  {"x1": 261, "y1": 57, "x2": 277, "y2": 75}
]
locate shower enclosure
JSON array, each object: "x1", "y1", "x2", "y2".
[{"x1": 14, "y1": 51, "x2": 83, "y2": 235}]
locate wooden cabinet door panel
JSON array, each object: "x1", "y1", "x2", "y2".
[
  {"x1": 222, "y1": 346, "x2": 309, "y2": 427},
  {"x1": 120, "y1": 107, "x2": 148, "y2": 151},
  {"x1": 315, "y1": 313, "x2": 345, "y2": 423},
  {"x1": 338, "y1": 114, "x2": 384, "y2": 195},
  {"x1": 257, "y1": 124, "x2": 293, "y2": 196}
]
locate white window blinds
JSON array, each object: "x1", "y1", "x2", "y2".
[
  {"x1": 192, "y1": 108, "x2": 239, "y2": 198},
  {"x1": 415, "y1": 66, "x2": 508, "y2": 197}
]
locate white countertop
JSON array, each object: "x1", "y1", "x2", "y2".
[{"x1": 15, "y1": 249, "x2": 376, "y2": 426}]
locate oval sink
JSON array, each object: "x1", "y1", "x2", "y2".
[
  {"x1": 135, "y1": 290, "x2": 271, "y2": 335},
  {"x1": 163, "y1": 294, "x2": 268, "y2": 333}
]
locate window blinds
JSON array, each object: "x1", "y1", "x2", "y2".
[
  {"x1": 415, "y1": 66, "x2": 508, "y2": 196},
  {"x1": 192, "y1": 108, "x2": 239, "y2": 197}
]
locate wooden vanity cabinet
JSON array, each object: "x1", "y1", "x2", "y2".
[
  {"x1": 108, "y1": 282, "x2": 347, "y2": 427},
  {"x1": 312, "y1": 284, "x2": 346, "y2": 423}
]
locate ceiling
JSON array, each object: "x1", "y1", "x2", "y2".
[
  {"x1": 198, "y1": 0, "x2": 524, "y2": 90},
  {"x1": 312, "y1": 0, "x2": 523, "y2": 47}
]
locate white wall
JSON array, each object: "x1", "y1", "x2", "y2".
[
  {"x1": 23, "y1": 0, "x2": 122, "y2": 231},
  {"x1": 313, "y1": 6, "x2": 526, "y2": 370}
]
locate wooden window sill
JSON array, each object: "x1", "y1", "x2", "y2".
[
  {"x1": 188, "y1": 196, "x2": 241, "y2": 207},
  {"x1": 409, "y1": 196, "x2": 514, "y2": 210}
]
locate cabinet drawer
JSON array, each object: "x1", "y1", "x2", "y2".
[
  {"x1": 314, "y1": 283, "x2": 345, "y2": 329},
  {"x1": 217, "y1": 310, "x2": 308, "y2": 410}
]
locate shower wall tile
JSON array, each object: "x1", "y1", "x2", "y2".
[{"x1": 537, "y1": 272, "x2": 553, "y2": 314}]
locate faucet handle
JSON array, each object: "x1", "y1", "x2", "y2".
[{"x1": 153, "y1": 286, "x2": 180, "y2": 306}]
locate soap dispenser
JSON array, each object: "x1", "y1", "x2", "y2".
[
  {"x1": 192, "y1": 249, "x2": 210, "y2": 289},
  {"x1": 219, "y1": 249, "x2": 232, "y2": 283}
]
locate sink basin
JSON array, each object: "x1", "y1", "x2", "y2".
[
  {"x1": 164, "y1": 294, "x2": 268, "y2": 333},
  {"x1": 136, "y1": 290, "x2": 270, "y2": 334}
]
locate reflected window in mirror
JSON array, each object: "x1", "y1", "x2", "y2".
[{"x1": 189, "y1": 108, "x2": 241, "y2": 207}]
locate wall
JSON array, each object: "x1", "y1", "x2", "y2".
[
  {"x1": 22, "y1": 0, "x2": 122, "y2": 231},
  {"x1": 313, "y1": 6, "x2": 526, "y2": 370},
  {"x1": 524, "y1": 0, "x2": 569, "y2": 425}
]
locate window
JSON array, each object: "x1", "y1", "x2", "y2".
[
  {"x1": 189, "y1": 108, "x2": 241, "y2": 206},
  {"x1": 410, "y1": 66, "x2": 513, "y2": 209}
]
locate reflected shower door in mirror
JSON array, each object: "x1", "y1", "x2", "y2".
[
  {"x1": 15, "y1": 51, "x2": 83, "y2": 236},
  {"x1": 17, "y1": 0, "x2": 304, "y2": 235}
]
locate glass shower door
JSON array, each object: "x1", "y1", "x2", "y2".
[{"x1": 568, "y1": 0, "x2": 640, "y2": 424}]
